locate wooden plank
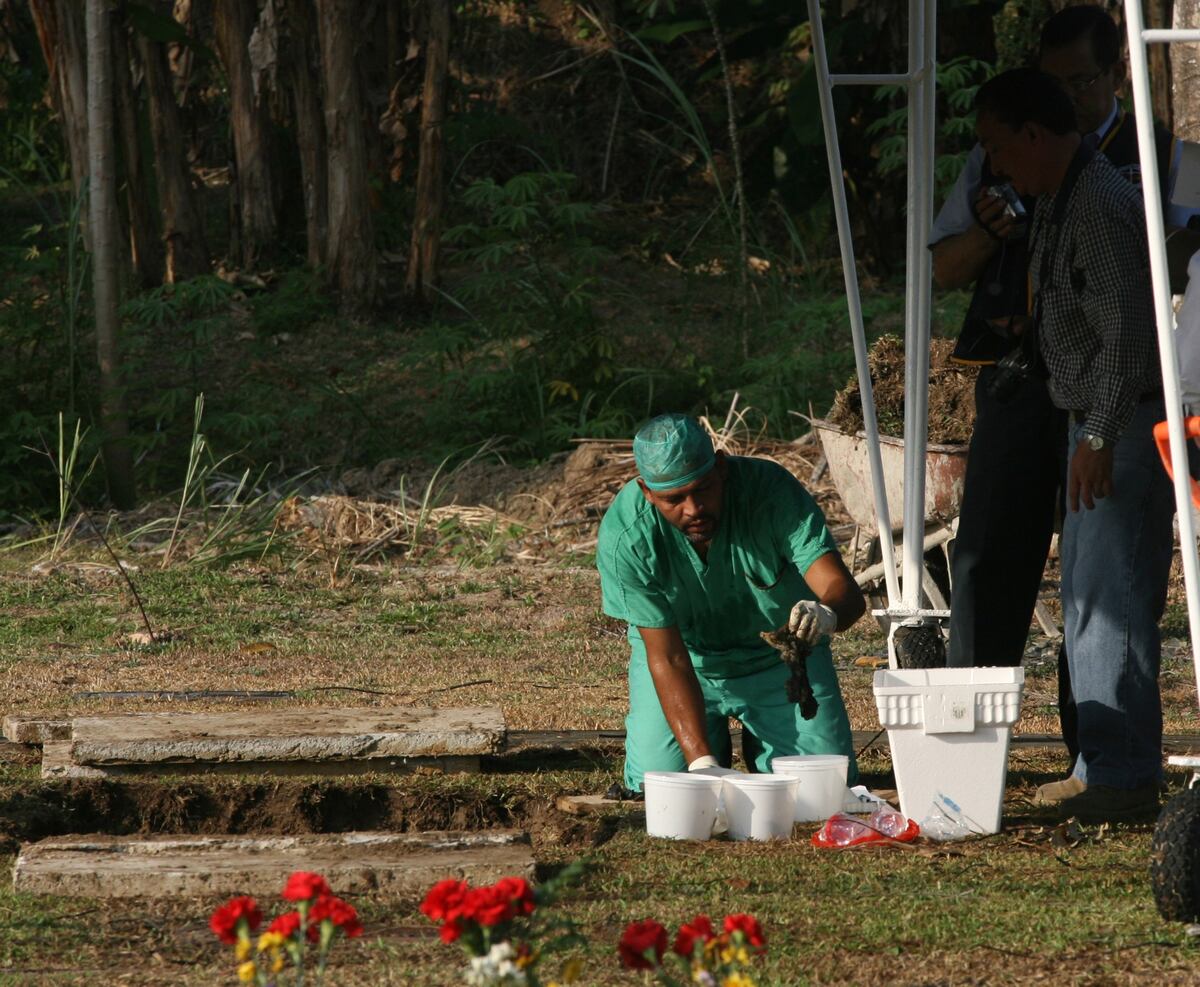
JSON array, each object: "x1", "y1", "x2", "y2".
[
  {"x1": 13, "y1": 830, "x2": 533, "y2": 898},
  {"x1": 556, "y1": 794, "x2": 644, "y2": 816}
]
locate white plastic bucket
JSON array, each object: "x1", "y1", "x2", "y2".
[
  {"x1": 721, "y1": 774, "x2": 799, "y2": 841},
  {"x1": 643, "y1": 771, "x2": 725, "y2": 840},
  {"x1": 771, "y1": 754, "x2": 850, "y2": 823}
]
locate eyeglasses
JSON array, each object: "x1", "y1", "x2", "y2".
[{"x1": 1055, "y1": 69, "x2": 1107, "y2": 95}]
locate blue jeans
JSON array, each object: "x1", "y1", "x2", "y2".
[{"x1": 1061, "y1": 399, "x2": 1175, "y2": 789}]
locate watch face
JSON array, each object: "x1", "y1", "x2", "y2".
[{"x1": 1087, "y1": 434, "x2": 1104, "y2": 451}]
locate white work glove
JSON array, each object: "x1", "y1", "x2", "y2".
[
  {"x1": 788, "y1": 599, "x2": 838, "y2": 644},
  {"x1": 688, "y1": 754, "x2": 720, "y2": 772}
]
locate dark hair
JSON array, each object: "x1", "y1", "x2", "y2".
[
  {"x1": 974, "y1": 68, "x2": 1078, "y2": 136},
  {"x1": 1039, "y1": 4, "x2": 1121, "y2": 69}
]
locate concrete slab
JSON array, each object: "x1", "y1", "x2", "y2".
[
  {"x1": 3, "y1": 715, "x2": 70, "y2": 744},
  {"x1": 64, "y1": 706, "x2": 505, "y2": 765},
  {"x1": 12, "y1": 830, "x2": 534, "y2": 898},
  {"x1": 40, "y1": 742, "x2": 479, "y2": 779}
]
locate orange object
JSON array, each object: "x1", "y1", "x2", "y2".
[{"x1": 1153, "y1": 418, "x2": 1200, "y2": 508}]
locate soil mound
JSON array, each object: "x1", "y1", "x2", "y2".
[{"x1": 826, "y1": 334, "x2": 976, "y2": 445}]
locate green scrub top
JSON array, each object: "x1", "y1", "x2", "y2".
[{"x1": 597, "y1": 456, "x2": 838, "y2": 678}]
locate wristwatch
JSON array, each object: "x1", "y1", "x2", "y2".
[{"x1": 1082, "y1": 432, "x2": 1106, "y2": 451}]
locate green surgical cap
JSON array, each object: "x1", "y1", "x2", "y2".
[{"x1": 633, "y1": 414, "x2": 715, "y2": 491}]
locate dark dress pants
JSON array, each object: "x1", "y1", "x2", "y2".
[{"x1": 948, "y1": 366, "x2": 1074, "y2": 758}]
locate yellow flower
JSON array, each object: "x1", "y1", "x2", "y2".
[
  {"x1": 559, "y1": 956, "x2": 584, "y2": 983},
  {"x1": 237, "y1": 960, "x2": 257, "y2": 983},
  {"x1": 257, "y1": 931, "x2": 286, "y2": 952},
  {"x1": 720, "y1": 947, "x2": 735, "y2": 965},
  {"x1": 735, "y1": 946, "x2": 750, "y2": 964},
  {"x1": 722, "y1": 974, "x2": 755, "y2": 987},
  {"x1": 272, "y1": 953, "x2": 286, "y2": 974},
  {"x1": 235, "y1": 938, "x2": 251, "y2": 962}
]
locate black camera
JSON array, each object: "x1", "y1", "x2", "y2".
[{"x1": 986, "y1": 345, "x2": 1033, "y2": 403}]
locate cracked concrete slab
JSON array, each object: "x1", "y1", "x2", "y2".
[
  {"x1": 13, "y1": 830, "x2": 534, "y2": 897},
  {"x1": 62, "y1": 705, "x2": 506, "y2": 764},
  {"x1": 2, "y1": 715, "x2": 70, "y2": 744}
]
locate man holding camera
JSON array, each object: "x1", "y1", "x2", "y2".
[
  {"x1": 930, "y1": 6, "x2": 1177, "y2": 773},
  {"x1": 974, "y1": 67, "x2": 1174, "y2": 823}
]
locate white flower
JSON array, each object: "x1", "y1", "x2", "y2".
[{"x1": 463, "y1": 942, "x2": 528, "y2": 986}]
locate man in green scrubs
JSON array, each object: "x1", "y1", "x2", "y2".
[{"x1": 597, "y1": 413, "x2": 865, "y2": 792}]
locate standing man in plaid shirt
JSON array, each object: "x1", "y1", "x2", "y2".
[{"x1": 974, "y1": 68, "x2": 1174, "y2": 823}]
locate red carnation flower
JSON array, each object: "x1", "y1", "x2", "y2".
[
  {"x1": 282, "y1": 871, "x2": 331, "y2": 903},
  {"x1": 673, "y1": 914, "x2": 714, "y2": 957},
  {"x1": 420, "y1": 879, "x2": 469, "y2": 923},
  {"x1": 308, "y1": 894, "x2": 364, "y2": 939},
  {"x1": 494, "y1": 876, "x2": 536, "y2": 916},
  {"x1": 461, "y1": 885, "x2": 516, "y2": 927},
  {"x1": 723, "y1": 913, "x2": 766, "y2": 949},
  {"x1": 439, "y1": 918, "x2": 463, "y2": 944},
  {"x1": 267, "y1": 911, "x2": 302, "y2": 938},
  {"x1": 618, "y1": 919, "x2": 667, "y2": 970},
  {"x1": 209, "y1": 896, "x2": 263, "y2": 945}
]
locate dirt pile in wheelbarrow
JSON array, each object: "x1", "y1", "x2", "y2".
[{"x1": 826, "y1": 334, "x2": 977, "y2": 444}]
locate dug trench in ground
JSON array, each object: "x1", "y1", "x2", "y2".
[
  {"x1": 0, "y1": 747, "x2": 1185, "y2": 854},
  {"x1": 0, "y1": 749, "x2": 1196, "y2": 987}
]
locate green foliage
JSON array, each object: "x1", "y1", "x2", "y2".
[
  {"x1": 441, "y1": 170, "x2": 630, "y2": 453},
  {"x1": 867, "y1": 56, "x2": 993, "y2": 201},
  {"x1": 993, "y1": 0, "x2": 1055, "y2": 72},
  {"x1": 247, "y1": 269, "x2": 333, "y2": 337}
]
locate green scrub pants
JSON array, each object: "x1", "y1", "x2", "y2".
[{"x1": 623, "y1": 646, "x2": 858, "y2": 791}]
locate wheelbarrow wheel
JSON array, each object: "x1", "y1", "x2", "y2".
[
  {"x1": 863, "y1": 536, "x2": 953, "y2": 635},
  {"x1": 1150, "y1": 785, "x2": 1200, "y2": 923}
]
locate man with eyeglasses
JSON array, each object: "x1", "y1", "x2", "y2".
[
  {"x1": 972, "y1": 67, "x2": 1173, "y2": 823},
  {"x1": 929, "y1": 6, "x2": 1180, "y2": 774}
]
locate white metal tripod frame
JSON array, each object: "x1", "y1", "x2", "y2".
[
  {"x1": 1122, "y1": 3, "x2": 1200, "y2": 774},
  {"x1": 806, "y1": 0, "x2": 938, "y2": 628}
]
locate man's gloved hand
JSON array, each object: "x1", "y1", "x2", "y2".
[
  {"x1": 687, "y1": 754, "x2": 720, "y2": 772},
  {"x1": 788, "y1": 599, "x2": 838, "y2": 644}
]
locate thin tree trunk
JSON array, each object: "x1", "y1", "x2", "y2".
[
  {"x1": 87, "y1": 0, "x2": 136, "y2": 509},
  {"x1": 213, "y1": 0, "x2": 278, "y2": 270},
  {"x1": 700, "y1": 0, "x2": 751, "y2": 358},
  {"x1": 284, "y1": 0, "x2": 328, "y2": 269},
  {"x1": 1148, "y1": 0, "x2": 1174, "y2": 131},
  {"x1": 139, "y1": 21, "x2": 210, "y2": 282},
  {"x1": 405, "y1": 0, "x2": 450, "y2": 303},
  {"x1": 1175, "y1": 0, "x2": 1200, "y2": 140},
  {"x1": 29, "y1": 0, "x2": 90, "y2": 240},
  {"x1": 112, "y1": 12, "x2": 164, "y2": 287},
  {"x1": 317, "y1": 0, "x2": 377, "y2": 313}
]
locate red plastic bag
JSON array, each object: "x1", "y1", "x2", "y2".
[{"x1": 811, "y1": 808, "x2": 920, "y2": 848}]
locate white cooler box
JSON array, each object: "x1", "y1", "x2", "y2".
[{"x1": 873, "y1": 667, "x2": 1025, "y2": 835}]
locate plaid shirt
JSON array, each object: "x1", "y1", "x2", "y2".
[{"x1": 1029, "y1": 152, "x2": 1161, "y2": 443}]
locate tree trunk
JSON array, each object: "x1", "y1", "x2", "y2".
[
  {"x1": 1175, "y1": 0, "x2": 1200, "y2": 140},
  {"x1": 1148, "y1": 0, "x2": 1174, "y2": 131},
  {"x1": 87, "y1": 0, "x2": 137, "y2": 509},
  {"x1": 112, "y1": 12, "x2": 165, "y2": 287},
  {"x1": 284, "y1": 0, "x2": 328, "y2": 269},
  {"x1": 213, "y1": 0, "x2": 278, "y2": 270},
  {"x1": 138, "y1": 20, "x2": 210, "y2": 282},
  {"x1": 317, "y1": 0, "x2": 377, "y2": 313},
  {"x1": 405, "y1": 0, "x2": 450, "y2": 304},
  {"x1": 28, "y1": 0, "x2": 90, "y2": 239}
]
